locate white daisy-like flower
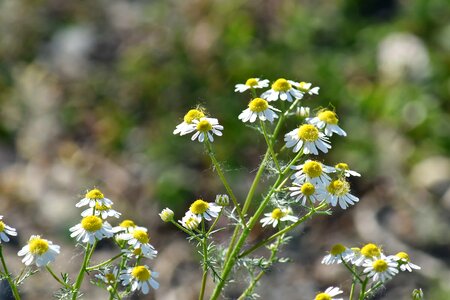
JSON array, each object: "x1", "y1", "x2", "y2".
[
  {"x1": 0, "y1": 216, "x2": 17, "y2": 243},
  {"x1": 289, "y1": 181, "x2": 326, "y2": 205},
  {"x1": 238, "y1": 98, "x2": 280, "y2": 123},
  {"x1": 120, "y1": 265, "x2": 159, "y2": 294},
  {"x1": 182, "y1": 117, "x2": 223, "y2": 143},
  {"x1": 234, "y1": 78, "x2": 269, "y2": 93},
  {"x1": 159, "y1": 208, "x2": 174, "y2": 222},
  {"x1": 261, "y1": 78, "x2": 304, "y2": 102},
  {"x1": 118, "y1": 229, "x2": 157, "y2": 258},
  {"x1": 345, "y1": 247, "x2": 363, "y2": 265},
  {"x1": 81, "y1": 203, "x2": 121, "y2": 219},
  {"x1": 95, "y1": 266, "x2": 120, "y2": 286},
  {"x1": 189, "y1": 199, "x2": 222, "y2": 221},
  {"x1": 179, "y1": 212, "x2": 201, "y2": 230},
  {"x1": 393, "y1": 252, "x2": 421, "y2": 272},
  {"x1": 363, "y1": 255, "x2": 399, "y2": 282},
  {"x1": 333, "y1": 162, "x2": 361, "y2": 177},
  {"x1": 18, "y1": 235, "x2": 60, "y2": 267},
  {"x1": 291, "y1": 160, "x2": 333, "y2": 185},
  {"x1": 69, "y1": 216, "x2": 114, "y2": 244},
  {"x1": 353, "y1": 243, "x2": 383, "y2": 266},
  {"x1": 321, "y1": 243, "x2": 353, "y2": 265},
  {"x1": 112, "y1": 219, "x2": 138, "y2": 234},
  {"x1": 308, "y1": 110, "x2": 346, "y2": 137},
  {"x1": 122, "y1": 246, "x2": 157, "y2": 260},
  {"x1": 76, "y1": 188, "x2": 113, "y2": 208},
  {"x1": 284, "y1": 124, "x2": 331, "y2": 154},
  {"x1": 173, "y1": 108, "x2": 205, "y2": 135},
  {"x1": 260, "y1": 207, "x2": 298, "y2": 228},
  {"x1": 294, "y1": 81, "x2": 320, "y2": 96},
  {"x1": 313, "y1": 286, "x2": 344, "y2": 300},
  {"x1": 325, "y1": 179, "x2": 359, "y2": 210}
]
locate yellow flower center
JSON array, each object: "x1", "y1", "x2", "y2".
[
  {"x1": 372, "y1": 259, "x2": 388, "y2": 272},
  {"x1": 81, "y1": 216, "x2": 103, "y2": 232},
  {"x1": 298, "y1": 82, "x2": 310, "y2": 92},
  {"x1": 105, "y1": 273, "x2": 116, "y2": 283},
  {"x1": 0, "y1": 221, "x2": 4, "y2": 232},
  {"x1": 361, "y1": 243, "x2": 381, "y2": 258},
  {"x1": 196, "y1": 120, "x2": 212, "y2": 132},
  {"x1": 297, "y1": 124, "x2": 319, "y2": 141},
  {"x1": 190, "y1": 199, "x2": 209, "y2": 214},
  {"x1": 272, "y1": 78, "x2": 291, "y2": 92},
  {"x1": 133, "y1": 230, "x2": 149, "y2": 244},
  {"x1": 327, "y1": 180, "x2": 350, "y2": 196},
  {"x1": 119, "y1": 220, "x2": 136, "y2": 228},
  {"x1": 335, "y1": 162, "x2": 349, "y2": 170},
  {"x1": 330, "y1": 243, "x2": 347, "y2": 256},
  {"x1": 303, "y1": 161, "x2": 323, "y2": 178},
  {"x1": 396, "y1": 251, "x2": 410, "y2": 261},
  {"x1": 131, "y1": 266, "x2": 151, "y2": 281},
  {"x1": 271, "y1": 208, "x2": 284, "y2": 220},
  {"x1": 94, "y1": 203, "x2": 111, "y2": 211},
  {"x1": 315, "y1": 293, "x2": 332, "y2": 300},
  {"x1": 184, "y1": 109, "x2": 205, "y2": 124},
  {"x1": 29, "y1": 237, "x2": 49, "y2": 255},
  {"x1": 245, "y1": 78, "x2": 259, "y2": 87},
  {"x1": 300, "y1": 182, "x2": 316, "y2": 196},
  {"x1": 318, "y1": 110, "x2": 339, "y2": 125},
  {"x1": 248, "y1": 98, "x2": 269, "y2": 113},
  {"x1": 133, "y1": 248, "x2": 142, "y2": 256},
  {"x1": 86, "y1": 189, "x2": 104, "y2": 199},
  {"x1": 184, "y1": 216, "x2": 200, "y2": 230}
]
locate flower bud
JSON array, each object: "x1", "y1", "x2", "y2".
[
  {"x1": 215, "y1": 194, "x2": 229, "y2": 206},
  {"x1": 412, "y1": 288, "x2": 424, "y2": 300},
  {"x1": 298, "y1": 106, "x2": 310, "y2": 118},
  {"x1": 159, "y1": 208, "x2": 174, "y2": 222}
]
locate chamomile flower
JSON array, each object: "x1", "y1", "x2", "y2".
[
  {"x1": 363, "y1": 255, "x2": 399, "y2": 282},
  {"x1": 159, "y1": 208, "x2": 174, "y2": 222},
  {"x1": 291, "y1": 160, "x2": 333, "y2": 185},
  {"x1": 234, "y1": 78, "x2": 269, "y2": 93},
  {"x1": 182, "y1": 117, "x2": 223, "y2": 143},
  {"x1": 314, "y1": 286, "x2": 343, "y2": 300},
  {"x1": 76, "y1": 188, "x2": 113, "y2": 208},
  {"x1": 69, "y1": 216, "x2": 114, "y2": 244},
  {"x1": 122, "y1": 247, "x2": 157, "y2": 260},
  {"x1": 95, "y1": 266, "x2": 120, "y2": 286},
  {"x1": 261, "y1": 78, "x2": 303, "y2": 102},
  {"x1": 238, "y1": 98, "x2": 280, "y2": 123},
  {"x1": 18, "y1": 235, "x2": 60, "y2": 267},
  {"x1": 333, "y1": 163, "x2": 361, "y2": 177},
  {"x1": 119, "y1": 229, "x2": 157, "y2": 258},
  {"x1": 393, "y1": 252, "x2": 421, "y2": 272},
  {"x1": 289, "y1": 181, "x2": 326, "y2": 205},
  {"x1": 120, "y1": 265, "x2": 159, "y2": 294},
  {"x1": 284, "y1": 124, "x2": 331, "y2": 154},
  {"x1": 81, "y1": 203, "x2": 121, "y2": 219},
  {"x1": 179, "y1": 212, "x2": 201, "y2": 230},
  {"x1": 189, "y1": 199, "x2": 221, "y2": 221},
  {"x1": 308, "y1": 110, "x2": 346, "y2": 137},
  {"x1": 353, "y1": 243, "x2": 382, "y2": 266},
  {"x1": 322, "y1": 244, "x2": 353, "y2": 265},
  {"x1": 297, "y1": 106, "x2": 311, "y2": 118},
  {"x1": 325, "y1": 179, "x2": 359, "y2": 210},
  {"x1": 260, "y1": 207, "x2": 298, "y2": 228},
  {"x1": 112, "y1": 219, "x2": 137, "y2": 234},
  {"x1": 294, "y1": 81, "x2": 320, "y2": 96},
  {"x1": 173, "y1": 108, "x2": 205, "y2": 135},
  {"x1": 0, "y1": 216, "x2": 17, "y2": 243}
]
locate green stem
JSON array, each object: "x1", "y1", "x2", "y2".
[
  {"x1": 171, "y1": 220, "x2": 203, "y2": 243},
  {"x1": 349, "y1": 276, "x2": 356, "y2": 300},
  {"x1": 341, "y1": 258, "x2": 363, "y2": 284},
  {"x1": 260, "y1": 120, "x2": 280, "y2": 172},
  {"x1": 199, "y1": 220, "x2": 208, "y2": 300},
  {"x1": 109, "y1": 250, "x2": 127, "y2": 300},
  {"x1": 46, "y1": 265, "x2": 70, "y2": 288},
  {"x1": 86, "y1": 253, "x2": 124, "y2": 271},
  {"x1": 0, "y1": 246, "x2": 21, "y2": 300},
  {"x1": 72, "y1": 242, "x2": 95, "y2": 300},
  {"x1": 358, "y1": 277, "x2": 369, "y2": 300},
  {"x1": 207, "y1": 208, "x2": 224, "y2": 235},
  {"x1": 364, "y1": 281, "x2": 383, "y2": 297}
]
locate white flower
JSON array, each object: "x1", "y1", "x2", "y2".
[
  {"x1": 234, "y1": 78, "x2": 269, "y2": 93},
  {"x1": 321, "y1": 244, "x2": 353, "y2": 265},
  {"x1": 76, "y1": 188, "x2": 113, "y2": 208},
  {"x1": 159, "y1": 208, "x2": 174, "y2": 222},
  {"x1": 308, "y1": 110, "x2": 346, "y2": 137},
  {"x1": 363, "y1": 255, "x2": 399, "y2": 282},
  {"x1": 182, "y1": 117, "x2": 223, "y2": 143},
  {"x1": 95, "y1": 266, "x2": 120, "y2": 286},
  {"x1": 0, "y1": 216, "x2": 17, "y2": 243},
  {"x1": 188, "y1": 199, "x2": 222, "y2": 221},
  {"x1": 18, "y1": 235, "x2": 60, "y2": 267},
  {"x1": 261, "y1": 78, "x2": 304, "y2": 102},
  {"x1": 260, "y1": 207, "x2": 298, "y2": 228},
  {"x1": 291, "y1": 160, "x2": 333, "y2": 186},
  {"x1": 353, "y1": 243, "x2": 382, "y2": 266},
  {"x1": 314, "y1": 286, "x2": 343, "y2": 300},
  {"x1": 393, "y1": 252, "x2": 421, "y2": 272},
  {"x1": 120, "y1": 265, "x2": 159, "y2": 294},
  {"x1": 284, "y1": 124, "x2": 331, "y2": 154},
  {"x1": 173, "y1": 109, "x2": 206, "y2": 135},
  {"x1": 69, "y1": 216, "x2": 114, "y2": 244},
  {"x1": 117, "y1": 229, "x2": 157, "y2": 258},
  {"x1": 81, "y1": 203, "x2": 121, "y2": 219},
  {"x1": 112, "y1": 219, "x2": 138, "y2": 234},
  {"x1": 238, "y1": 98, "x2": 280, "y2": 123},
  {"x1": 289, "y1": 181, "x2": 326, "y2": 206},
  {"x1": 325, "y1": 179, "x2": 359, "y2": 210},
  {"x1": 294, "y1": 81, "x2": 320, "y2": 96},
  {"x1": 179, "y1": 212, "x2": 201, "y2": 230},
  {"x1": 333, "y1": 163, "x2": 361, "y2": 177},
  {"x1": 122, "y1": 247, "x2": 157, "y2": 260}
]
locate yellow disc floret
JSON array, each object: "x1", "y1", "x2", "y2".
[
  {"x1": 372, "y1": 259, "x2": 388, "y2": 272},
  {"x1": 271, "y1": 208, "x2": 284, "y2": 220},
  {"x1": 303, "y1": 161, "x2": 323, "y2": 178},
  {"x1": 327, "y1": 180, "x2": 350, "y2": 196},
  {"x1": 335, "y1": 162, "x2": 349, "y2": 170},
  {"x1": 190, "y1": 199, "x2": 209, "y2": 215},
  {"x1": 301, "y1": 182, "x2": 316, "y2": 196},
  {"x1": 298, "y1": 124, "x2": 319, "y2": 141},
  {"x1": 29, "y1": 236, "x2": 49, "y2": 255},
  {"x1": 86, "y1": 188, "x2": 104, "y2": 200},
  {"x1": 0, "y1": 221, "x2": 4, "y2": 232},
  {"x1": 248, "y1": 98, "x2": 269, "y2": 113},
  {"x1": 396, "y1": 251, "x2": 410, "y2": 261},
  {"x1": 133, "y1": 230, "x2": 149, "y2": 244},
  {"x1": 245, "y1": 78, "x2": 259, "y2": 87},
  {"x1": 131, "y1": 266, "x2": 151, "y2": 281},
  {"x1": 330, "y1": 243, "x2": 347, "y2": 256},
  {"x1": 361, "y1": 243, "x2": 381, "y2": 258},
  {"x1": 95, "y1": 203, "x2": 111, "y2": 211},
  {"x1": 184, "y1": 109, "x2": 205, "y2": 124},
  {"x1": 318, "y1": 110, "x2": 339, "y2": 125},
  {"x1": 315, "y1": 293, "x2": 332, "y2": 300},
  {"x1": 196, "y1": 119, "x2": 212, "y2": 132},
  {"x1": 272, "y1": 78, "x2": 291, "y2": 92},
  {"x1": 119, "y1": 220, "x2": 136, "y2": 228},
  {"x1": 81, "y1": 216, "x2": 103, "y2": 232}
]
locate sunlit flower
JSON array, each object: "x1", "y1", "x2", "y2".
[
  {"x1": 120, "y1": 265, "x2": 159, "y2": 294},
  {"x1": 159, "y1": 208, "x2": 174, "y2": 222},
  {"x1": 95, "y1": 266, "x2": 120, "y2": 286},
  {"x1": 294, "y1": 81, "x2": 320, "y2": 96},
  {"x1": 291, "y1": 160, "x2": 333, "y2": 185},
  {"x1": 69, "y1": 216, "x2": 114, "y2": 244},
  {"x1": 81, "y1": 203, "x2": 121, "y2": 219},
  {"x1": 314, "y1": 286, "x2": 343, "y2": 300},
  {"x1": 18, "y1": 235, "x2": 60, "y2": 267},
  {"x1": 285, "y1": 124, "x2": 331, "y2": 154},
  {"x1": 393, "y1": 252, "x2": 421, "y2": 272},
  {"x1": 173, "y1": 108, "x2": 206, "y2": 136},
  {"x1": 363, "y1": 255, "x2": 398, "y2": 282},
  {"x1": 333, "y1": 163, "x2": 361, "y2": 178},
  {"x1": 112, "y1": 219, "x2": 138, "y2": 234},
  {"x1": 189, "y1": 199, "x2": 221, "y2": 221},
  {"x1": 179, "y1": 212, "x2": 201, "y2": 230},
  {"x1": 76, "y1": 188, "x2": 113, "y2": 208},
  {"x1": 322, "y1": 243, "x2": 353, "y2": 265},
  {"x1": 234, "y1": 78, "x2": 269, "y2": 93},
  {"x1": 182, "y1": 117, "x2": 223, "y2": 142},
  {"x1": 0, "y1": 216, "x2": 17, "y2": 243},
  {"x1": 122, "y1": 247, "x2": 157, "y2": 260},
  {"x1": 353, "y1": 243, "x2": 382, "y2": 266},
  {"x1": 118, "y1": 229, "x2": 157, "y2": 258},
  {"x1": 260, "y1": 207, "x2": 298, "y2": 228},
  {"x1": 325, "y1": 179, "x2": 359, "y2": 209},
  {"x1": 289, "y1": 181, "x2": 326, "y2": 206},
  {"x1": 238, "y1": 98, "x2": 280, "y2": 123},
  {"x1": 261, "y1": 78, "x2": 303, "y2": 102},
  {"x1": 308, "y1": 110, "x2": 346, "y2": 137}
]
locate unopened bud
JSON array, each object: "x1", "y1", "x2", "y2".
[
  {"x1": 412, "y1": 288, "x2": 424, "y2": 300},
  {"x1": 298, "y1": 106, "x2": 310, "y2": 117},
  {"x1": 159, "y1": 208, "x2": 174, "y2": 222},
  {"x1": 215, "y1": 194, "x2": 229, "y2": 206}
]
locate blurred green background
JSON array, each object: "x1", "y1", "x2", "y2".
[{"x1": 0, "y1": 0, "x2": 449, "y2": 299}]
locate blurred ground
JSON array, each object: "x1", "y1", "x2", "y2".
[{"x1": 0, "y1": 0, "x2": 449, "y2": 299}]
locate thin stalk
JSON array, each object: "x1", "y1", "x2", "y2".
[
  {"x1": 349, "y1": 276, "x2": 356, "y2": 300},
  {"x1": 260, "y1": 120, "x2": 280, "y2": 172},
  {"x1": 46, "y1": 265, "x2": 70, "y2": 288},
  {"x1": 364, "y1": 281, "x2": 383, "y2": 296},
  {"x1": 86, "y1": 253, "x2": 124, "y2": 271},
  {"x1": 72, "y1": 243, "x2": 95, "y2": 300},
  {"x1": 207, "y1": 208, "x2": 224, "y2": 235},
  {"x1": 199, "y1": 220, "x2": 208, "y2": 300},
  {"x1": 109, "y1": 248, "x2": 127, "y2": 300},
  {"x1": 341, "y1": 258, "x2": 364, "y2": 284},
  {"x1": 171, "y1": 220, "x2": 202, "y2": 243},
  {"x1": 0, "y1": 246, "x2": 20, "y2": 300},
  {"x1": 358, "y1": 277, "x2": 369, "y2": 300}
]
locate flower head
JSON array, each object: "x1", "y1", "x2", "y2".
[
  {"x1": 215, "y1": 194, "x2": 230, "y2": 206},
  {"x1": 173, "y1": 108, "x2": 206, "y2": 135},
  {"x1": 76, "y1": 188, "x2": 113, "y2": 208},
  {"x1": 353, "y1": 243, "x2": 382, "y2": 266},
  {"x1": 289, "y1": 181, "x2": 326, "y2": 206},
  {"x1": 69, "y1": 216, "x2": 114, "y2": 244},
  {"x1": 182, "y1": 117, "x2": 223, "y2": 143},
  {"x1": 18, "y1": 235, "x2": 60, "y2": 267},
  {"x1": 260, "y1": 207, "x2": 298, "y2": 228},
  {"x1": 159, "y1": 208, "x2": 174, "y2": 222},
  {"x1": 261, "y1": 78, "x2": 304, "y2": 102},
  {"x1": 325, "y1": 179, "x2": 359, "y2": 209},
  {"x1": 308, "y1": 110, "x2": 346, "y2": 137},
  {"x1": 189, "y1": 199, "x2": 221, "y2": 221},
  {"x1": 238, "y1": 98, "x2": 280, "y2": 123},
  {"x1": 118, "y1": 229, "x2": 157, "y2": 258},
  {"x1": 321, "y1": 243, "x2": 353, "y2": 265},
  {"x1": 291, "y1": 160, "x2": 333, "y2": 185},
  {"x1": 284, "y1": 124, "x2": 331, "y2": 154},
  {"x1": 295, "y1": 81, "x2": 320, "y2": 96},
  {"x1": 0, "y1": 216, "x2": 17, "y2": 243},
  {"x1": 81, "y1": 203, "x2": 121, "y2": 219},
  {"x1": 394, "y1": 251, "x2": 421, "y2": 272},
  {"x1": 120, "y1": 265, "x2": 159, "y2": 294},
  {"x1": 179, "y1": 212, "x2": 201, "y2": 230},
  {"x1": 112, "y1": 219, "x2": 138, "y2": 234},
  {"x1": 95, "y1": 266, "x2": 120, "y2": 286},
  {"x1": 333, "y1": 163, "x2": 361, "y2": 178},
  {"x1": 363, "y1": 255, "x2": 399, "y2": 282},
  {"x1": 234, "y1": 78, "x2": 269, "y2": 93},
  {"x1": 314, "y1": 286, "x2": 343, "y2": 300}
]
